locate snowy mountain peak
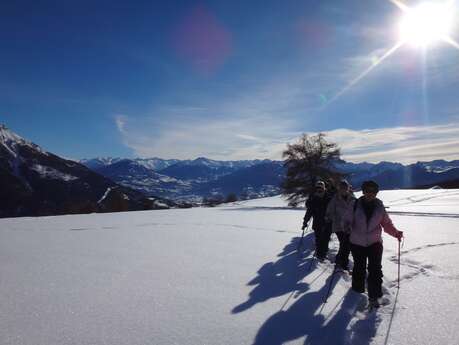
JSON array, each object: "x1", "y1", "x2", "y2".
[
  {"x1": 192, "y1": 157, "x2": 220, "y2": 167},
  {"x1": 0, "y1": 124, "x2": 48, "y2": 157},
  {"x1": 134, "y1": 158, "x2": 180, "y2": 171}
]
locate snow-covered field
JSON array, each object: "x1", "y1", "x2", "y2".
[{"x1": 1, "y1": 189, "x2": 459, "y2": 345}]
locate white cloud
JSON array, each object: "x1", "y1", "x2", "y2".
[
  {"x1": 114, "y1": 112, "x2": 300, "y2": 160},
  {"x1": 325, "y1": 123, "x2": 459, "y2": 163},
  {"x1": 115, "y1": 115, "x2": 127, "y2": 134},
  {"x1": 116, "y1": 110, "x2": 459, "y2": 163},
  {"x1": 113, "y1": 69, "x2": 327, "y2": 160}
]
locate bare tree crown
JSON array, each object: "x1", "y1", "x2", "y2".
[{"x1": 281, "y1": 133, "x2": 342, "y2": 206}]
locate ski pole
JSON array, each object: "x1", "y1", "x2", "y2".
[
  {"x1": 307, "y1": 255, "x2": 315, "y2": 272},
  {"x1": 323, "y1": 267, "x2": 337, "y2": 303},
  {"x1": 297, "y1": 222, "x2": 312, "y2": 252},
  {"x1": 397, "y1": 237, "x2": 403, "y2": 288},
  {"x1": 297, "y1": 226, "x2": 306, "y2": 252}
]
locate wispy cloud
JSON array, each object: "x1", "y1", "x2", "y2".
[
  {"x1": 114, "y1": 112, "x2": 300, "y2": 160},
  {"x1": 116, "y1": 110, "x2": 459, "y2": 163},
  {"x1": 113, "y1": 69, "x2": 331, "y2": 159},
  {"x1": 325, "y1": 123, "x2": 459, "y2": 163},
  {"x1": 115, "y1": 115, "x2": 127, "y2": 134}
]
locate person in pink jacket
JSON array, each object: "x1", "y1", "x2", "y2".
[{"x1": 349, "y1": 180, "x2": 403, "y2": 307}]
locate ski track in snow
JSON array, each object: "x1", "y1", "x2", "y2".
[
  {"x1": 386, "y1": 242, "x2": 459, "y2": 283},
  {"x1": 400, "y1": 241, "x2": 459, "y2": 255},
  {"x1": 385, "y1": 190, "x2": 459, "y2": 207},
  {"x1": 387, "y1": 211, "x2": 459, "y2": 218}
]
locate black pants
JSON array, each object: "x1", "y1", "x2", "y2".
[
  {"x1": 335, "y1": 232, "x2": 350, "y2": 269},
  {"x1": 313, "y1": 223, "x2": 332, "y2": 259},
  {"x1": 350, "y1": 242, "x2": 383, "y2": 299}
]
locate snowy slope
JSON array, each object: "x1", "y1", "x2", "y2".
[
  {"x1": 0, "y1": 125, "x2": 168, "y2": 217},
  {"x1": 0, "y1": 124, "x2": 49, "y2": 159},
  {"x1": 1, "y1": 190, "x2": 458, "y2": 344}
]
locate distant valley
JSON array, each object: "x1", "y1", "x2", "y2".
[{"x1": 81, "y1": 156, "x2": 459, "y2": 202}]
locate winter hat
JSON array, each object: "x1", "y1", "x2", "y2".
[
  {"x1": 315, "y1": 180, "x2": 326, "y2": 189},
  {"x1": 361, "y1": 180, "x2": 379, "y2": 193}
]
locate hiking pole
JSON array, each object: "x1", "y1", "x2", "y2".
[
  {"x1": 397, "y1": 236, "x2": 404, "y2": 288},
  {"x1": 384, "y1": 237, "x2": 404, "y2": 345},
  {"x1": 297, "y1": 222, "x2": 312, "y2": 252},
  {"x1": 323, "y1": 267, "x2": 337, "y2": 303},
  {"x1": 397, "y1": 240, "x2": 400, "y2": 288},
  {"x1": 297, "y1": 226, "x2": 306, "y2": 252},
  {"x1": 307, "y1": 254, "x2": 316, "y2": 272}
]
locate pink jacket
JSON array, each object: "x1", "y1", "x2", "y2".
[{"x1": 349, "y1": 198, "x2": 400, "y2": 247}]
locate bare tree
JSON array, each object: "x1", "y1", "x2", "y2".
[{"x1": 281, "y1": 133, "x2": 342, "y2": 206}]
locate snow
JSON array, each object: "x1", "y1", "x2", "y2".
[
  {"x1": 158, "y1": 174, "x2": 180, "y2": 183},
  {"x1": 31, "y1": 164, "x2": 79, "y2": 182},
  {"x1": 135, "y1": 158, "x2": 180, "y2": 171},
  {"x1": 97, "y1": 187, "x2": 112, "y2": 204},
  {"x1": 369, "y1": 189, "x2": 459, "y2": 216},
  {"x1": 0, "y1": 125, "x2": 50, "y2": 182},
  {"x1": 0, "y1": 124, "x2": 49, "y2": 157},
  {"x1": 1, "y1": 189, "x2": 459, "y2": 344}
]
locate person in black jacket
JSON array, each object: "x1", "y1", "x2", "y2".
[
  {"x1": 302, "y1": 180, "x2": 332, "y2": 260},
  {"x1": 325, "y1": 178, "x2": 337, "y2": 198}
]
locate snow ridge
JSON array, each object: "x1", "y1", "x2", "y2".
[
  {"x1": 0, "y1": 124, "x2": 49, "y2": 158},
  {"x1": 31, "y1": 164, "x2": 79, "y2": 182},
  {"x1": 98, "y1": 187, "x2": 113, "y2": 204}
]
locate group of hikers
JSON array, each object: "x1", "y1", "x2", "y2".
[{"x1": 302, "y1": 179, "x2": 404, "y2": 308}]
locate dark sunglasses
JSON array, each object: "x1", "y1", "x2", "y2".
[{"x1": 363, "y1": 189, "x2": 378, "y2": 194}]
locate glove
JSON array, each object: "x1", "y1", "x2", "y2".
[
  {"x1": 302, "y1": 222, "x2": 308, "y2": 230},
  {"x1": 396, "y1": 231, "x2": 404, "y2": 241}
]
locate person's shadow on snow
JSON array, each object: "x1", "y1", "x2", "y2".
[
  {"x1": 253, "y1": 283, "x2": 379, "y2": 345},
  {"x1": 233, "y1": 233, "x2": 380, "y2": 345},
  {"x1": 232, "y1": 234, "x2": 316, "y2": 314},
  {"x1": 252, "y1": 274, "x2": 337, "y2": 345}
]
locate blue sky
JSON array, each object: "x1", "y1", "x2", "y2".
[{"x1": 1, "y1": 0, "x2": 459, "y2": 163}]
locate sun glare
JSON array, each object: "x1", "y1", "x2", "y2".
[
  {"x1": 399, "y1": 2, "x2": 454, "y2": 47},
  {"x1": 324, "y1": 0, "x2": 459, "y2": 107}
]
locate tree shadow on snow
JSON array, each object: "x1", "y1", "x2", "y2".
[{"x1": 232, "y1": 233, "x2": 316, "y2": 314}]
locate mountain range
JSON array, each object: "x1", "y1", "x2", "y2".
[
  {"x1": 81, "y1": 156, "x2": 459, "y2": 202},
  {"x1": 81, "y1": 157, "x2": 283, "y2": 202},
  {"x1": 2, "y1": 123, "x2": 459, "y2": 218}
]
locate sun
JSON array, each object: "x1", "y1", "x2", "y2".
[
  {"x1": 325, "y1": 0, "x2": 459, "y2": 106},
  {"x1": 398, "y1": 1, "x2": 455, "y2": 47}
]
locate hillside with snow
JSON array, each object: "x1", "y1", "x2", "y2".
[
  {"x1": 1, "y1": 189, "x2": 458, "y2": 344},
  {"x1": 0, "y1": 125, "x2": 173, "y2": 217}
]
